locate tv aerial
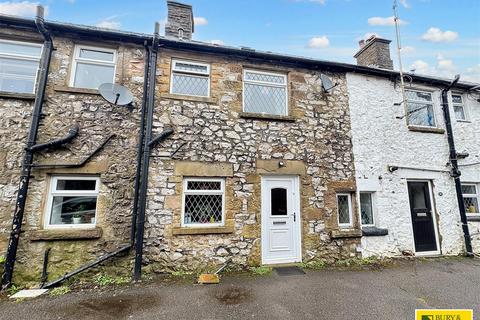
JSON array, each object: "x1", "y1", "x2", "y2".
[
  {"x1": 320, "y1": 74, "x2": 338, "y2": 93},
  {"x1": 98, "y1": 83, "x2": 134, "y2": 110}
]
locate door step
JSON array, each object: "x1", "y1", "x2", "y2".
[{"x1": 274, "y1": 266, "x2": 305, "y2": 276}]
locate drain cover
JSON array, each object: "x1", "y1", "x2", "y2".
[{"x1": 274, "y1": 266, "x2": 306, "y2": 276}]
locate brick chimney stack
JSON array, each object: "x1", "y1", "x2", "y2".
[
  {"x1": 165, "y1": 1, "x2": 194, "y2": 40},
  {"x1": 354, "y1": 35, "x2": 393, "y2": 70}
]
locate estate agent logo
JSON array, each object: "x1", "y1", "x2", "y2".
[{"x1": 416, "y1": 309, "x2": 473, "y2": 320}]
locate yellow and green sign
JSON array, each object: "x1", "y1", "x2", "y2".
[{"x1": 416, "y1": 309, "x2": 473, "y2": 320}]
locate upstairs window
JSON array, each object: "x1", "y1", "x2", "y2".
[
  {"x1": 243, "y1": 69, "x2": 288, "y2": 116},
  {"x1": 182, "y1": 178, "x2": 225, "y2": 227},
  {"x1": 70, "y1": 45, "x2": 116, "y2": 89},
  {"x1": 405, "y1": 90, "x2": 436, "y2": 127},
  {"x1": 337, "y1": 193, "x2": 353, "y2": 228},
  {"x1": 170, "y1": 59, "x2": 210, "y2": 97},
  {"x1": 462, "y1": 183, "x2": 479, "y2": 216},
  {"x1": 45, "y1": 176, "x2": 100, "y2": 228},
  {"x1": 360, "y1": 192, "x2": 375, "y2": 226},
  {"x1": 452, "y1": 94, "x2": 466, "y2": 121},
  {"x1": 0, "y1": 39, "x2": 42, "y2": 94}
]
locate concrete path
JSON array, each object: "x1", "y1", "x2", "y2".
[{"x1": 0, "y1": 258, "x2": 479, "y2": 319}]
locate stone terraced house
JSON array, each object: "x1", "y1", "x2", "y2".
[{"x1": 0, "y1": 1, "x2": 478, "y2": 287}]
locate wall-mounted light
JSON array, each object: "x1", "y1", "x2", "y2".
[{"x1": 278, "y1": 161, "x2": 286, "y2": 168}]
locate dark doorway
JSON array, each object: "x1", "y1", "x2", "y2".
[{"x1": 408, "y1": 181, "x2": 438, "y2": 253}]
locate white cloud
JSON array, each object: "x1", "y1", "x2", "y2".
[
  {"x1": 410, "y1": 60, "x2": 431, "y2": 74},
  {"x1": 409, "y1": 55, "x2": 459, "y2": 79},
  {"x1": 0, "y1": 1, "x2": 46, "y2": 17},
  {"x1": 193, "y1": 16, "x2": 208, "y2": 26},
  {"x1": 209, "y1": 39, "x2": 224, "y2": 46},
  {"x1": 368, "y1": 16, "x2": 407, "y2": 26},
  {"x1": 422, "y1": 27, "x2": 458, "y2": 43},
  {"x1": 307, "y1": 36, "x2": 330, "y2": 49},
  {"x1": 401, "y1": 46, "x2": 415, "y2": 54},
  {"x1": 96, "y1": 20, "x2": 121, "y2": 29},
  {"x1": 399, "y1": 0, "x2": 410, "y2": 8},
  {"x1": 361, "y1": 32, "x2": 380, "y2": 41},
  {"x1": 463, "y1": 64, "x2": 480, "y2": 83}
]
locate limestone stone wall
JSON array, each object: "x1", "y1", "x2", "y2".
[
  {"x1": 0, "y1": 27, "x2": 145, "y2": 283},
  {"x1": 142, "y1": 49, "x2": 360, "y2": 272}
]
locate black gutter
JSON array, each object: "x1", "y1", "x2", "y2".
[
  {"x1": 0, "y1": 14, "x2": 476, "y2": 90},
  {"x1": 130, "y1": 44, "x2": 150, "y2": 245},
  {"x1": 441, "y1": 75, "x2": 473, "y2": 256},
  {"x1": 1, "y1": 6, "x2": 53, "y2": 290},
  {"x1": 28, "y1": 125, "x2": 79, "y2": 152}
]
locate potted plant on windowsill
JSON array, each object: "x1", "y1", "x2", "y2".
[{"x1": 72, "y1": 213, "x2": 82, "y2": 224}]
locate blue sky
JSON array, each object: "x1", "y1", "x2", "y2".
[{"x1": 1, "y1": 0, "x2": 479, "y2": 82}]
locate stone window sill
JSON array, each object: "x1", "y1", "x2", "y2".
[
  {"x1": 456, "y1": 119, "x2": 471, "y2": 124},
  {"x1": 331, "y1": 229, "x2": 362, "y2": 239},
  {"x1": 160, "y1": 93, "x2": 217, "y2": 104},
  {"x1": 29, "y1": 227, "x2": 103, "y2": 241},
  {"x1": 408, "y1": 125, "x2": 445, "y2": 134},
  {"x1": 172, "y1": 225, "x2": 234, "y2": 235},
  {"x1": 0, "y1": 91, "x2": 36, "y2": 100},
  {"x1": 467, "y1": 215, "x2": 480, "y2": 222},
  {"x1": 54, "y1": 85, "x2": 100, "y2": 95},
  {"x1": 362, "y1": 226, "x2": 388, "y2": 237},
  {"x1": 240, "y1": 112, "x2": 296, "y2": 122}
]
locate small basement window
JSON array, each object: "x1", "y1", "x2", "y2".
[
  {"x1": 452, "y1": 94, "x2": 467, "y2": 121},
  {"x1": 462, "y1": 183, "x2": 479, "y2": 216},
  {"x1": 360, "y1": 192, "x2": 375, "y2": 226},
  {"x1": 405, "y1": 90, "x2": 436, "y2": 127},
  {"x1": 70, "y1": 45, "x2": 116, "y2": 89},
  {"x1": 182, "y1": 178, "x2": 225, "y2": 227},
  {"x1": 0, "y1": 39, "x2": 42, "y2": 94},
  {"x1": 45, "y1": 176, "x2": 100, "y2": 228},
  {"x1": 243, "y1": 69, "x2": 288, "y2": 116},
  {"x1": 170, "y1": 59, "x2": 210, "y2": 97},
  {"x1": 337, "y1": 193, "x2": 353, "y2": 228}
]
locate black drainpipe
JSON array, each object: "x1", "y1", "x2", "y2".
[
  {"x1": 133, "y1": 22, "x2": 160, "y2": 281},
  {"x1": 130, "y1": 43, "x2": 150, "y2": 245},
  {"x1": 1, "y1": 6, "x2": 53, "y2": 290},
  {"x1": 441, "y1": 75, "x2": 473, "y2": 256}
]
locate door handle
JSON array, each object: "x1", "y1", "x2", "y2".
[{"x1": 292, "y1": 212, "x2": 296, "y2": 222}]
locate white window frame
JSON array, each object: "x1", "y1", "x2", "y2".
[
  {"x1": 359, "y1": 192, "x2": 375, "y2": 227},
  {"x1": 451, "y1": 92, "x2": 468, "y2": 122},
  {"x1": 0, "y1": 39, "x2": 42, "y2": 94},
  {"x1": 336, "y1": 193, "x2": 353, "y2": 228},
  {"x1": 242, "y1": 69, "x2": 288, "y2": 116},
  {"x1": 181, "y1": 177, "x2": 225, "y2": 228},
  {"x1": 405, "y1": 89, "x2": 437, "y2": 128},
  {"x1": 170, "y1": 59, "x2": 211, "y2": 97},
  {"x1": 462, "y1": 183, "x2": 479, "y2": 216},
  {"x1": 69, "y1": 44, "x2": 117, "y2": 88},
  {"x1": 44, "y1": 176, "x2": 100, "y2": 229}
]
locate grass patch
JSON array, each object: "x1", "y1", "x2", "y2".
[
  {"x1": 171, "y1": 270, "x2": 194, "y2": 278},
  {"x1": 93, "y1": 274, "x2": 130, "y2": 286},
  {"x1": 6, "y1": 284, "x2": 22, "y2": 296},
  {"x1": 301, "y1": 259, "x2": 327, "y2": 270},
  {"x1": 49, "y1": 286, "x2": 71, "y2": 296},
  {"x1": 249, "y1": 266, "x2": 272, "y2": 276}
]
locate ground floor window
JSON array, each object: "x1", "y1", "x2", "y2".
[
  {"x1": 462, "y1": 183, "x2": 479, "y2": 215},
  {"x1": 182, "y1": 178, "x2": 225, "y2": 226},
  {"x1": 45, "y1": 176, "x2": 99, "y2": 228},
  {"x1": 337, "y1": 193, "x2": 353, "y2": 228},
  {"x1": 360, "y1": 192, "x2": 375, "y2": 226}
]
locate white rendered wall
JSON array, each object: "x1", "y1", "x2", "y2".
[{"x1": 347, "y1": 73, "x2": 479, "y2": 257}]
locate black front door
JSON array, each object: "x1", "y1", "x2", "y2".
[{"x1": 407, "y1": 181, "x2": 438, "y2": 252}]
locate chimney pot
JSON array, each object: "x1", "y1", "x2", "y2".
[
  {"x1": 354, "y1": 37, "x2": 393, "y2": 70},
  {"x1": 358, "y1": 40, "x2": 365, "y2": 48},
  {"x1": 165, "y1": 1, "x2": 194, "y2": 40}
]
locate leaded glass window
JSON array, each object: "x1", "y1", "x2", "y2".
[
  {"x1": 462, "y1": 183, "x2": 479, "y2": 215},
  {"x1": 243, "y1": 69, "x2": 288, "y2": 116},
  {"x1": 0, "y1": 39, "x2": 42, "y2": 94},
  {"x1": 405, "y1": 90, "x2": 436, "y2": 127},
  {"x1": 183, "y1": 178, "x2": 225, "y2": 226},
  {"x1": 360, "y1": 192, "x2": 374, "y2": 225},
  {"x1": 337, "y1": 193, "x2": 352, "y2": 227},
  {"x1": 171, "y1": 59, "x2": 210, "y2": 97}
]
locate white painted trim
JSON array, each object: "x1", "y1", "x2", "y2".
[
  {"x1": 405, "y1": 89, "x2": 438, "y2": 128},
  {"x1": 44, "y1": 176, "x2": 100, "y2": 229},
  {"x1": 451, "y1": 92, "x2": 469, "y2": 122},
  {"x1": 170, "y1": 59, "x2": 211, "y2": 97},
  {"x1": 358, "y1": 191, "x2": 376, "y2": 227},
  {"x1": 406, "y1": 180, "x2": 441, "y2": 255},
  {"x1": 337, "y1": 193, "x2": 353, "y2": 228},
  {"x1": 261, "y1": 175, "x2": 302, "y2": 265},
  {"x1": 69, "y1": 44, "x2": 117, "y2": 89},
  {"x1": 181, "y1": 177, "x2": 225, "y2": 228},
  {"x1": 461, "y1": 182, "x2": 480, "y2": 215},
  {"x1": 242, "y1": 69, "x2": 288, "y2": 116}
]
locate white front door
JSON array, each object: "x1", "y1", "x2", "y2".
[{"x1": 261, "y1": 176, "x2": 301, "y2": 265}]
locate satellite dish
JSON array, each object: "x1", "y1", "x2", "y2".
[
  {"x1": 98, "y1": 83, "x2": 134, "y2": 106},
  {"x1": 320, "y1": 74, "x2": 337, "y2": 92}
]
